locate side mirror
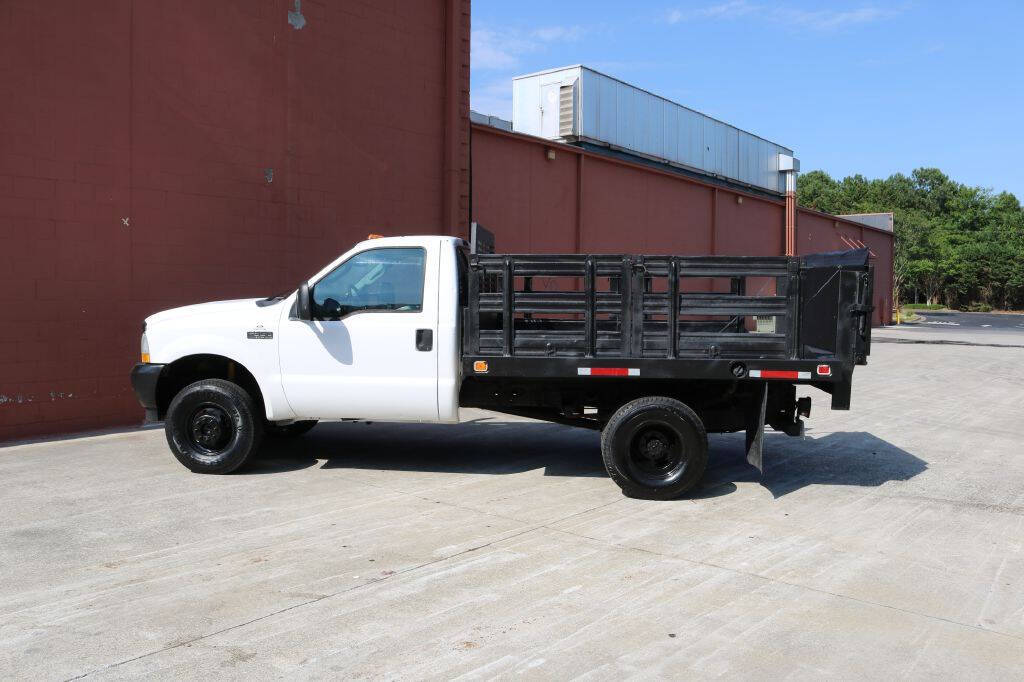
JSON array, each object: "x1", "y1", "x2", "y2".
[{"x1": 295, "y1": 282, "x2": 312, "y2": 320}]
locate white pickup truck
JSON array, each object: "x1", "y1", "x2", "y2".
[{"x1": 131, "y1": 234, "x2": 874, "y2": 499}]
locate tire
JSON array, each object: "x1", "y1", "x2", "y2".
[
  {"x1": 265, "y1": 420, "x2": 318, "y2": 438},
  {"x1": 165, "y1": 379, "x2": 263, "y2": 474},
  {"x1": 601, "y1": 396, "x2": 708, "y2": 500}
]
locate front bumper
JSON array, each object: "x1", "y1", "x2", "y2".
[{"x1": 130, "y1": 363, "x2": 165, "y2": 422}]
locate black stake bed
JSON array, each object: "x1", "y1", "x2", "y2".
[{"x1": 462, "y1": 249, "x2": 874, "y2": 411}]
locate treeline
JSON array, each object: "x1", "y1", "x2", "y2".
[{"x1": 797, "y1": 168, "x2": 1024, "y2": 311}]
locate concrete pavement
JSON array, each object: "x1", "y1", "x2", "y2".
[{"x1": 2, "y1": 339, "x2": 1024, "y2": 679}]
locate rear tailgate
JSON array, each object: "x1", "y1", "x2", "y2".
[
  {"x1": 854, "y1": 264, "x2": 874, "y2": 363},
  {"x1": 798, "y1": 248, "x2": 873, "y2": 408}
]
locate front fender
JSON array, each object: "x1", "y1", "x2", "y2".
[{"x1": 152, "y1": 333, "x2": 294, "y2": 421}]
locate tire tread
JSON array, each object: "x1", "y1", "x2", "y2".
[
  {"x1": 165, "y1": 378, "x2": 263, "y2": 474},
  {"x1": 601, "y1": 396, "x2": 708, "y2": 500}
]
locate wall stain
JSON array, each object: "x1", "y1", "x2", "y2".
[
  {"x1": 0, "y1": 391, "x2": 76, "y2": 406},
  {"x1": 287, "y1": 0, "x2": 306, "y2": 30}
]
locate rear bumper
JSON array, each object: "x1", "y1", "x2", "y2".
[{"x1": 130, "y1": 363, "x2": 165, "y2": 422}]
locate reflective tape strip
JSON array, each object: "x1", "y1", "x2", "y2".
[
  {"x1": 577, "y1": 367, "x2": 640, "y2": 377},
  {"x1": 749, "y1": 370, "x2": 811, "y2": 380}
]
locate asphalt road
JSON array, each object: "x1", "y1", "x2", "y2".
[
  {"x1": 915, "y1": 310, "x2": 1024, "y2": 331},
  {"x1": 3, "y1": 341, "x2": 1024, "y2": 679}
]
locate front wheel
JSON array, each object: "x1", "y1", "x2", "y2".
[
  {"x1": 601, "y1": 396, "x2": 708, "y2": 500},
  {"x1": 165, "y1": 379, "x2": 263, "y2": 474}
]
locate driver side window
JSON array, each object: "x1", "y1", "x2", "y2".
[{"x1": 312, "y1": 247, "x2": 426, "y2": 320}]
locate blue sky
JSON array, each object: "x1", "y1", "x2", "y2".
[{"x1": 471, "y1": 1, "x2": 1024, "y2": 198}]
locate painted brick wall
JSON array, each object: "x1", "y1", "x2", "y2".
[
  {"x1": 471, "y1": 124, "x2": 788, "y2": 258},
  {"x1": 471, "y1": 123, "x2": 893, "y2": 321},
  {"x1": 797, "y1": 209, "x2": 894, "y2": 325},
  {"x1": 0, "y1": 0, "x2": 470, "y2": 441}
]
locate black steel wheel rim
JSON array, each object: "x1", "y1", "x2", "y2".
[
  {"x1": 625, "y1": 421, "x2": 687, "y2": 485},
  {"x1": 187, "y1": 403, "x2": 233, "y2": 455}
]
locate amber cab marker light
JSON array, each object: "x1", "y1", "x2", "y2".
[
  {"x1": 367, "y1": 233, "x2": 384, "y2": 239},
  {"x1": 473, "y1": 360, "x2": 488, "y2": 373}
]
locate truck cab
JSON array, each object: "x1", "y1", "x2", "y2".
[{"x1": 134, "y1": 236, "x2": 465, "y2": 426}]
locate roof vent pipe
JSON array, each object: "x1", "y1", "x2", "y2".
[{"x1": 778, "y1": 155, "x2": 800, "y2": 255}]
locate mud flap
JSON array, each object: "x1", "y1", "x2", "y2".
[{"x1": 745, "y1": 382, "x2": 768, "y2": 473}]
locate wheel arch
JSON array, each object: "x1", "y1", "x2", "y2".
[{"x1": 155, "y1": 354, "x2": 266, "y2": 420}]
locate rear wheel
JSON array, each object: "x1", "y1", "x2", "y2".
[
  {"x1": 265, "y1": 420, "x2": 318, "y2": 438},
  {"x1": 601, "y1": 396, "x2": 708, "y2": 500},
  {"x1": 165, "y1": 379, "x2": 263, "y2": 474}
]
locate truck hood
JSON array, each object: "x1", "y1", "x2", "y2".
[{"x1": 145, "y1": 298, "x2": 268, "y2": 326}]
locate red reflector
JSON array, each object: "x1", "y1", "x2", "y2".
[
  {"x1": 759, "y1": 370, "x2": 800, "y2": 380},
  {"x1": 816, "y1": 364, "x2": 832, "y2": 376},
  {"x1": 590, "y1": 367, "x2": 630, "y2": 376}
]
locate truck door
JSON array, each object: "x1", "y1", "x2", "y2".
[{"x1": 278, "y1": 243, "x2": 439, "y2": 421}]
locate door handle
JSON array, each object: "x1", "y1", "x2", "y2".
[{"x1": 415, "y1": 329, "x2": 433, "y2": 352}]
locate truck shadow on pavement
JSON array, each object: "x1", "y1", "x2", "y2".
[
  {"x1": 250, "y1": 420, "x2": 927, "y2": 499},
  {"x1": 702, "y1": 430, "x2": 927, "y2": 499},
  {"x1": 253, "y1": 419, "x2": 607, "y2": 479}
]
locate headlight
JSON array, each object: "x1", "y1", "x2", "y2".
[{"x1": 141, "y1": 333, "x2": 150, "y2": 363}]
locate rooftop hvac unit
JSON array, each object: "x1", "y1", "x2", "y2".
[{"x1": 513, "y1": 65, "x2": 796, "y2": 195}]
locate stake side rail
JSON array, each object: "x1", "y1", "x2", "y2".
[{"x1": 462, "y1": 250, "x2": 873, "y2": 386}]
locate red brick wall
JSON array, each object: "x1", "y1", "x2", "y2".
[
  {"x1": 473, "y1": 124, "x2": 790, "y2": 258},
  {"x1": 471, "y1": 126, "x2": 784, "y2": 257},
  {"x1": 0, "y1": 0, "x2": 470, "y2": 441},
  {"x1": 797, "y1": 209, "x2": 894, "y2": 325},
  {"x1": 471, "y1": 124, "x2": 894, "y2": 320}
]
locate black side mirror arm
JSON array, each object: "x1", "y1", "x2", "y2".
[{"x1": 295, "y1": 282, "x2": 313, "y2": 320}]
